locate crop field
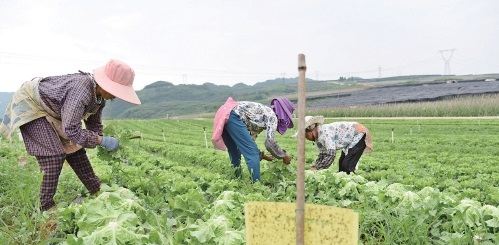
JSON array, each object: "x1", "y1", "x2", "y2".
[
  {"x1": 0, "y1": 118, "x2": 498, "y2": 244},
  {"x1": 307, "y1": 81, "x2": 499, "y2": 108}
]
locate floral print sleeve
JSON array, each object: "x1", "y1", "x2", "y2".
[
  {"x1": 319, "y1": 122, "x2": 363, "y2": 155},
  {"x1": 312, "y1": 122, "x2": 363, "y2": 169},
  {"x1": 232, "y1": 101, "x2": 287, "y2": 159}
]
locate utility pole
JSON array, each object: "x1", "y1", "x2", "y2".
[
  {"x1": 378, "y1": 66, "x2": 382, "y2": 78},
  {"x1": 438, "y1": 49, "x2": 456, "y2": 75}
]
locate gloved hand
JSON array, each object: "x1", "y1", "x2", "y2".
[
  {"x1": 260, "y1": 151, "x2": 274, "y2": 161},
  {"x1": 282, "y1": 154, "x2": 291, "y2": 164},
  {"x1": 101, "y1": 136, "x2": 119, "y2": 151}
]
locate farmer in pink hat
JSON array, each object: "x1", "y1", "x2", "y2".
[
  {"x1": 0, "y1": 59, "x2": 141, "y2": 211},
  {"x1": 212, "y1": 97, "x2": 295, "y2": 183}
]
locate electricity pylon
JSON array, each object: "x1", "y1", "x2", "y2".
[{"x1": 438, "y1": 49, "x2": 456, "y2": 75}]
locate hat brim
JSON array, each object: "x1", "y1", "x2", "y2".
[
  {"x1": 93, "y1": 66, "x2": 141, "y2": 105},
  {"x1": 305, "y1": 116, "x2": 324, "y2": 129}
]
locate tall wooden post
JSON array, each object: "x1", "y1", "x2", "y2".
[{"x1": 296, "y1": 54, "x2": 307, "y2": 244}]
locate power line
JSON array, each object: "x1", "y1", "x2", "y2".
[
  {"x1": 1, "y1": 50, "x2": 495, "y2": 84},
  {"x1": 319, "y1": 57, "x2": 440, "y2": 77},
  {"x1": 0, "y1": 51, "x2": 101, "y2": 66},
  {"x1": 0, "y1": 51, "x2": 288, "y2": 78}
]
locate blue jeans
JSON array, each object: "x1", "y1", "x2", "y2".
[{"x1": 222, "y1": 111, "x2": 261, "y2": 182}]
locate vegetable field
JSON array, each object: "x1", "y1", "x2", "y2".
[{"x1": 1, "y1": 118, "x2": 498, "y2": 244}]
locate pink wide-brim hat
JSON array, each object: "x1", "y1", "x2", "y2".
[{"x1": 93, "y1": 59, "x2": 141, "y2": 104}]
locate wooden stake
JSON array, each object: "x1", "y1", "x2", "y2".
[
  {"x1": 296, "y1": 54, "x2": 307, "y2": 245},
  {"x1": 391, "y1": 128, "x2": 394, "y2": 143},
  {"x1": 203, "y1": 127, "x2": 208, "y2": 148}
]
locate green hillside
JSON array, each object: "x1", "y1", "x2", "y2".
[
  {"x1": 1, "y1": 74, "x2": 497, "y2": 119},
  {"x1": 102, "y1": 74, "x2": 493, "y2": 119},
  {"x1": 103, "y1": 77, "x2": 326, "y2": 119},
  {"x1": 102, "y1": 74, "x2": 389, "y2": 119}
]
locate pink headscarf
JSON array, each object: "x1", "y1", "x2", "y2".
[{"x1": 211, "y1": 97, "x2": 239, "y2": 150}]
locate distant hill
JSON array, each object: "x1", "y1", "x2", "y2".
[
  {"x1": 102, "y1": 77, "x2": 313, "y2": 119},
  {"x1": 103, "y1": 74, "x2": 499, "y2": 119},
  {"x1": 0, "y1": 92, "x2": 14, "y2": 116},
  {"x1": 1, "y1": 74, "x2": 498, "y2": 119}
]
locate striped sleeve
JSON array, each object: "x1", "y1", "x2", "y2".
[
  {"x1": 312, "y1": 149, "x2": 336, "y2": 169},
  {"x1": 61, "y1": 79, "x2": 100, "y2": 148}
]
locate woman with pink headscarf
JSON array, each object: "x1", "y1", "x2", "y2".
[{"x1": 212, "y1": 97, "x2": 295, "y2": 183}]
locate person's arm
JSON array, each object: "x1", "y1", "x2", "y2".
[
  {"x1": 311, "y1": 125, "x2": 337, "y2": 170},
  {"x1": 264, "y1": 136, "x2": 287, "y2": 158},
  {"x1": 260, "y1": 151, "x2": 274, "y2": 161},
  {"x1": 84, "y1": 104, "x2": 104, "y2": 135},
  {"x1": 264, "y1": 129, "x2": 292, "y2": 164},
  {"x1": 61, "y1": 82, "x2": 100, "y2": 148},
  {"x1": 264, "y1": 140, "x2": 290, "y2": 163},
  {"x1": 311, "y1": 149, "x2": 336, "y2": 170},
  {"x1": 254, "y1": 108, "x2": 287, "y2": 160}
]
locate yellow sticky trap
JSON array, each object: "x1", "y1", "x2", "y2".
[{"x1": 245, "y1": 202, "x2": 358, "y2": 245}]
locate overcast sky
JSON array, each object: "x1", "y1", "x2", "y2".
[{"x1": 1, "y1": 0, "x2": 498, "y2": 92}]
